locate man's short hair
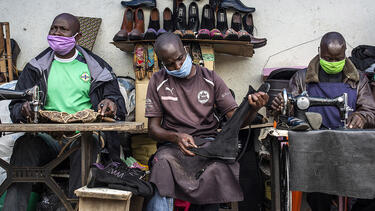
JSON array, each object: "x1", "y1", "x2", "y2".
[
  {"x1": 53, "y1": 13, "x2": 80, "y2": 33},
  {"x1": 320, "y1": 32, "x2": 346, "y2": 48},
  {"x1": 154, "y1": 32, "x2": 183, "y2": 57}
]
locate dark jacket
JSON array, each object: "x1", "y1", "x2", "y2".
[
  {"x1": 9, "y1": 46, "x2": 126, "y2": 123},
  {"x1": 288, "y1": 55, "x2": 375, "y2": 128}
]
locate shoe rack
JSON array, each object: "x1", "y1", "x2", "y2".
[{"x1": 112, "y1": 39, "x2": 254, "y2": 57}]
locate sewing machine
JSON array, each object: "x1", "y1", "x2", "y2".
[
  {"x1": 0, "y1": 85, "x2": 42, "y2": 123},
  {"x1": 281, "y1": 88, "x2": 353, "y2": 128}
]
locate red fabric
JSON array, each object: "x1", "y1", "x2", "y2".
[{"x1": 174, "y1": 199, "x2": 191, "y2": 211}]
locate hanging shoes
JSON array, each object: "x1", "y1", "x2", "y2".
[
  {"x1": 163, "y1": 8, "x2": 174, "y2": 32},
  {"x1": 200, "y1": 4, "x2": 215, "y2": 31},
  {"x1": 187, "y1": 2, "x2": 199, "y2": 33},
  {"x1": 121, "y1": 0, "x2": 156, "y2": 8},
  {"x1": 216, "y1": 8, "x2": 228, "y2": 35},
  {"x1": 129, "y1": 8, "x2": 145, "y2": 40},
  {"x1": 220, "y1": 0, "x2": 255, "y2": 13},
  {"x1": 134, "y1": 44, "x2": 146, "y2": 80},
  {"x1": 113, "y1": 7, "x2": 134, "y2": 41},
  {"x1": 242, "y1": 13, "x2": 254, "y2": 35},
  {"x1": 175, "y1": 3, "x2": 187, "y2": 31},
  {"x1": 147, "y1": 45, "x2": 159, "y2": 79}
]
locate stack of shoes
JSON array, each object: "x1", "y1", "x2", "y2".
[
  {"x1": 242, "y1": 12, "x2": 267, "y2": 48},
  {"x1": 113, "y1": 7, "x2": 134, "y2": 41},
  {"x1": 197, "y1": 4, "x2": 215, "y2": 39},
  {"x1": 129, "y1": 8, "x2": 145, "y2": 40},
  {"x1": 87, "y1": 161, "x2": 153, "y2": 197},
  {"x1": 144, "y1": 8, "x2": 165, "y2": 40},
  {"x1": 146, "y1": 44, "x2": 159, "y2": 79}
]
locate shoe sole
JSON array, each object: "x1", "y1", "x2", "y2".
[{"x1": 291, "y1": 124, "x2": 310, "y2": 131}]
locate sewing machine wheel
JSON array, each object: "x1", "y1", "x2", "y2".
[{"x1": 280, "y1": 144, "x2": 291, "y2": 211}]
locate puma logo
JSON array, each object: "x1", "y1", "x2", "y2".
[{"x1": 165, "y1": 87, "x2": 174, "y2": 95}]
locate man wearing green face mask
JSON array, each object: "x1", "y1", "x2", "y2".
[{"x1": 272, "y1": 32, "x2": 375, "y2": 210}]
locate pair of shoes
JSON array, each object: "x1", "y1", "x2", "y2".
[
  {"x1": 220, "y1": 0, "x2": 255, "y2": 13},
  {"x1": 196, "y1": 29, "x2": 223, "y2": 39},
  {"x1": 175, "y1": 2, "x2": 200, "y2": 33},
  {"x1": 133, "y1": 44, "x2": 159, "y2": 80},
  {"x1": 87, "y1": 162, "x2": 153, "y2": 197},
  {"x1": 121, "y1": 0, "x2": 156, "y2": 8},
  {"x1": 113, "y1": 7, "x2": 145, "y2": 41}
]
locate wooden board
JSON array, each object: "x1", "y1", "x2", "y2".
[
  {"x1": 75, "y1": 186, "x2": 132, "y2": 200},
  {"x1": 0, "y1": 122, "x2": 144, "y2": 132},
  {"x1": 112, "y1": 39, "x2": 254, "y2": 58}
]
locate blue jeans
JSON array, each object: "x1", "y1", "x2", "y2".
[{"x1": 147, "y1": 189, "x2": 174, "y2": 211}]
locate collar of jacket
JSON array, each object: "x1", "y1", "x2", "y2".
[
  {"x1": 29, "y1": 46, "x2": 114, "y2": 84},
  {"x1": 305, "y1": 55, "x2": 359, "y2": 88}
]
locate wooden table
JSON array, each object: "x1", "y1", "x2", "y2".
[{"x1": 0, "y1": 122, "x2": 143, "y2": 211}]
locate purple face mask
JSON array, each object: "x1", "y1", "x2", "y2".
[{"x1": 47, "y1": 33, "x2": 77, "y2": 55}]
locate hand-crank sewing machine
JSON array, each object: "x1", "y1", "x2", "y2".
[
  {"x1": 0, "y1": 85, "x2": 42, "y2": 123},
  {"x1": 281, "y1": 88, "x2": 353, "y2": 128}
]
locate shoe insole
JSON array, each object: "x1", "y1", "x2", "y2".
[
  {"x1": 204, "y1": 7, "x2": 210, "y2": 18},
  {"x1": 126, "y1": 10, "x2": 133, "y2": 21},
  {"x1": 191, "y1": 6, "x2": 197, "y2": 15},
  {"x1": 164, "y1": 9, "x2": 172, "y2": 20},
  {"x1": 219, "y1": 13, "x2": 225, "y2": 22},
  {"x1": 245, "y1": 14, "x2": 253, "y2": 26},
  {"x1": 151, "y1": 10, "x2": 158, "y2": 21},
  {"x1": 137, "y1": 10, "x2": 144, "y2": 20},
  {"x1": 232, "y1": 13, "x2": 241, "y2": 24}
]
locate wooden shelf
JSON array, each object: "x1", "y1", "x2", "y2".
[{"x1": 111, "y1": 39, "x2": 254, "y2": 57}]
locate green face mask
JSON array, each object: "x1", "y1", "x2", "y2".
[{"x1": 319, "y1": 58, "x2": 346, "y2": 74}]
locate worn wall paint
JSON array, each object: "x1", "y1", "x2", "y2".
[{"x1": 0, "y1": 0, "x2": 374, "y2": 103}]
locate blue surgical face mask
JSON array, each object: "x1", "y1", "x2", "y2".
[{"x1": 164, "y1": 54, "x2": 193, "y2": 78}]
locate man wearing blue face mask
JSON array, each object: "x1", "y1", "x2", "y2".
[
  {"x1": 4, "y1": 13, "x2": 126, "y2": 210},
  {"x1": 145, "y1": 32, "x2": 269, "y2": 211},
  {"x1": 271, "y1": 32, "x2": 375, "y2": 210}
]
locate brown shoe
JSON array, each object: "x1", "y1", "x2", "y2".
[
  {"x1": 129, "y1": 8, "x2": 145, "y2": 40},
  {"x1": 113, "y1": 7, "x2": 133, "y2": 41}
]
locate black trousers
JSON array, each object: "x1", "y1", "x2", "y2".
[{"x1": 3, "y1": 133, "x2": 98, "y2": 211}]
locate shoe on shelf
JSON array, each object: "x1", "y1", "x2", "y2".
[
  {"x1": 242, "y1": 13, "x2": 254, "y2": 35},
  {"x1": 121, "y1": 0, "x2": 156, "y2": 8},
  {"x1": 163, "y1": 7, "x2": 174, "y2": 32},
  {"x1": 216, "y1": 8, "x2": 228, "y2": 34},
  {"x1": 220, "y1": 0, "x2": 255, "y2": 13},
  {"x1": 113, "y1": 7, "x2": 133, "y2": 41},
  {"x1": 250, "y1": 34, "x2": 267, "y2": 48},
  {"x1": 143, "y1": 28, "x2": 157, "y2": 40},
  {"x1": 210, "y1": 29, "x2": 224, "y2": 40},
  {"x1": 129, "y1": 8, "x2": 145, "y2": 40},
  {"x1": 175, "y1": 3, "x2": 187, "y2": 31},
  {"x1": 173, "y1": 29, "x2": 184, "y2": 38},
  {"x1": 187, "y1": 2, "x2": 199, "y2": 33},
  {"x1": 147, "y1": 45, "x2": 159, "y2": 79},
  {"x1": 231, "y1": 11, "x2": 242, "y2": 32},
  {"x1": 238, "y1": 30, "x2": 251, "y2": 41},
  {"x1": 148, "y1": 7, "x2": 160, "y2": 31},
  {"x1": 183, "y1": 30, "x2": 196, "y2": 39},
  {"x1": 134, "y1": 44, "x2": 146, "y2": 80},
  {"x1": 197, "y1": 29, "x2": 210, "y2": 39},
  {"x1": 224, "y1": 28, "x2": 239, "y2": 40},
  {"x1": 156, "y1": 28, "x2": 167, "y2": 37},
  {"x1": 200, "y1": 4, "x2": 215, "y2": 31}
]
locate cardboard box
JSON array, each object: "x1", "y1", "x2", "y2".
[
  {"x1": 200, "y1": 44, "x2": 215, "y2": 71},
  {"x1": 135, "y1": 78, "x2": 149, "y2": 128}
]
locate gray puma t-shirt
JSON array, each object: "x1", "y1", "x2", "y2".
[{"x1": 145, "y1": 65, "x2": 237, "y2": 137}]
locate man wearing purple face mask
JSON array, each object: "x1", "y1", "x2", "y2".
[{"x1": 4, "y1": 13, "x2": 126, "y2": 210}]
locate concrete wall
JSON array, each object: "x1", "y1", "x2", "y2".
[{"x1": 1, "y1": 0, "x2": 375, "y2": 103}]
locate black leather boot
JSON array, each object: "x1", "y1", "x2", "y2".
[
  {"x1": 175, "y1": 3, "x2": 187, "y2": 31},
  {"x1": 190, "y1": 83, "x2": 270, "y2": 163},
  {"x1": 200, "y1": 4, "x2": 215, "y2": 30},
  {"x1": 121, "y1": 0, "x2": 156, "y2": 8},
  {"x1": 187, "y1": 2, "x2": 199, "y2": 33},
  {"x1": 216, "y1": 8, "x2": 228, "y2": 34},
  {"x1": 220, "y1": 0, "x2": 255, "y2": 13}
]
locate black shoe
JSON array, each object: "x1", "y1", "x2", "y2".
[
  {"x1": 220, "y1": 0, "x2": 255, "y2": 13},
  {"x1": 163, "y1": 7, "x2": 174, "y2": 32},
  {"x1": 200, "y1": 4, "x2": 215, "y2": 31},
  {"x1": 148, "y1": 7, "x2": 160, "y2": 30},
  {"x1": 175, "y1": 3, "x2": 187, "y2": 31},
  {"x1": 231, "y1": 11, "x2": 242, "y2": 32},
  {"x1": 187, "y1": 2, "x2": 199, "y2": 33},
  {"x1": 87, "y1": 162, "x2": 153, "y2": 196},
  {"x1": 216, "y1": 8, "x2": 228, "y2": 34},
  {"x1": 121, "y1": 0, "x2": 156, "y2": 8},
  {"x1": 242, "y1": 13, "x2": 254, "y2": 35}
]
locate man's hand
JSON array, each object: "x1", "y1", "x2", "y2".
[
  {"x1": 175, "y1": 133, "x2": 197, "y2": 156},
  {"x1": 21, "y1": 101, "x2": 33, "y2": 119},
  {"x1": 348, "y1": 113, "x2": 365, "y2": 129},
  {"x1": 271, "y1": 93, "x2": 284, "y2": 112},
  {"x1": 98, "y1": 99, "x2": 117, "y2": 117},
  {"x1": 248, "y1": 92, "x2": 269, "y2": 111}
]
